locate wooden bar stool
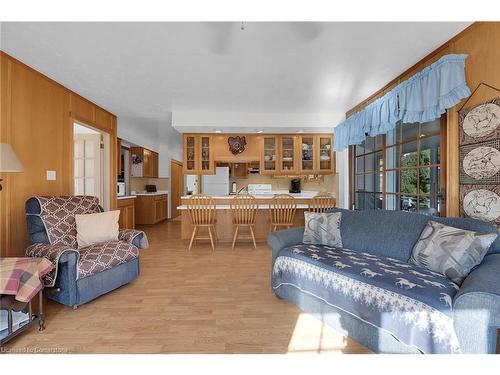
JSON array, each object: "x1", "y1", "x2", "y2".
[
  {"x1": 230, "y1": 194, "x2": 258, "y2": 249},
  {"x1": 269, "y1": 194, "x2": 297, "y2": 232},
  {"x1": 308, "y1": 192, "x2": 337, "y2": 213},
  {"x1": 186, "y1": 194, "x2": 217, "y2": 251}
]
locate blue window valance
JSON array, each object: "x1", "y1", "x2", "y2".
[{"x1": 334, "y1": 54, "x2": 471, "y2": 151}]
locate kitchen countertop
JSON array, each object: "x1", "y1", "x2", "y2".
[
  {"x1": 133, "y1": 190, "x2": 169, "y2": 196},
  {"x1": 117, "y1": 195, "x2": 137, "y2": 200},
  {"x1": 177, "y1": 204, "x2": 311, "y2": 210},
  {"x1": 181, "y1": 190, "x2": 321, "y2": 199}
]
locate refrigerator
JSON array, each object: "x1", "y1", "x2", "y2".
[{"x1": 202, "y1": 167, "x2": 230, "y2": 196}]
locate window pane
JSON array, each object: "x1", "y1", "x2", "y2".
[
  {"x1": 419, "y1": 166, "x2": 440, "y2": 195},
  {"x1": 401, "y1": 195, "x2": 417, "y2": 212},
  {"x1": 375, "y1": 135, "x2": 384, "y2": 151},
  {"x1": 385, "y1": 194, "x2": 399, "y2": 210},
  {"x1": 419, "y1": 135, "x2": 440, "y2": 165},
  {"x1": 399, "y1": 122, "x2": 418, "y2": 143},
  {"x1": 401, "y1": 141, "x2": 418, "y2": 168},
  {"x1": 401, "y1": 169, "x2": 418, "y2": 195},
  {"x1": 364, "y1": 137, "x2": 375, "y2": 153},
  {"x1": 355, "y1": 142, "x2": 365, "y2": 156},
  {"x1": 374, "y1": 151, "x2": 383, "y2": 172},
  {"x1": 356, "y1": 174, "x2": 364, "y2": 191},
  {"x1": 375, "y1": 172, "x2": 383, "y2": 193},
  {"x1": 420, "y1": 119, "x2": 441, "y2": 137},
  {"x1": 74, "y1": 159, "x2": 84, "y2": 178},
  {"x1": 418, "y1": 196, "x2": 439, "y2": 217},
  {"x1": 365, "y1": 173, "x2": 374, "y2": 192},
  {"x1": 84, "y1": 178, "x2": 95, "y2": 195},
  {"x1": 74, "y1": 178, "x2": 84, "y2": 195},
  {"x1": 365, "y1": 153, "x2": 374, "y2": 172},
  {"x1": 386, "y1": 128, "x2": 397, "y2": 146},
  {"x1": 385, "y1": 170, "x2": 399, "y2": 193},
  {"x1": 385, "y1": 146, "x2": 398, "y2": 169},
  {"x1": 365, "y1": 194, "x2": 375, "y2": 210},
  {"x1": 355, "y1": 193, "x2": 365, "y2": 210},
  {"x1": 356, "y1": 156, "x2": 364, "y2": 172},
  {"x1": 375, "y1": 194, "x2": 383, "y2": 209}
]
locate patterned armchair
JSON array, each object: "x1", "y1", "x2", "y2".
[{"x1": 25, "y1": 196, "x2": 148, "y2": 308}]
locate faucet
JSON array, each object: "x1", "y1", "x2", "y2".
[{"x1": 237, "y1": 185, "x2": 248, "y2": 194}]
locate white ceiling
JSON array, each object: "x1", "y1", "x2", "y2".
[{"x1": 1, "y1": 22, "x2": 471, "y2": 133}]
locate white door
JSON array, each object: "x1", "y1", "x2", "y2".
[{"x1": 74, "y1": 133, "x2": 102, "y2": 201}]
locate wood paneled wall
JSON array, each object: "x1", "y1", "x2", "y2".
[
  {"x1": 346, "y1": 22, "x2": 500, "y2": 217},
  {"x1": 0, "y1": 52, "x2": 118, "y2": 257}
]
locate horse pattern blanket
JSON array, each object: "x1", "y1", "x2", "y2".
[{"x1": 272, "y1": 244, "x2": 460, "y2": 354}]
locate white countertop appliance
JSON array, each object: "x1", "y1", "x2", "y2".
[
  {"x1": 117, "y1": 182, "x2": 126, "y2": 197},
  {"x1": 247, "y1": 184, "x2": 273, "y2": 196},
  {"x1": 202, "y1": 167, "x2": 230, "y2": 196}
]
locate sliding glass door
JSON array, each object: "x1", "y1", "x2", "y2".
[{"x1": 351, "y1": 116, "x2": 446, "y2": 216}]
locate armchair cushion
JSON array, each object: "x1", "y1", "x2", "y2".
[{"x1": 77, "y1": 241, "x2": 139, "y2": 279}]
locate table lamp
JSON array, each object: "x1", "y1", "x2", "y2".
[{"x1": 0, "y1": 143, "x2": 24, "y2": 191}]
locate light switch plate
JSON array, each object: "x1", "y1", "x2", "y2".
[{"x1": 46, "y1": 170, "x2": 57, "y2": 181}]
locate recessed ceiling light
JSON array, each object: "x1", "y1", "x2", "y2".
[
  {"x1": 257, "y1": 130, "x2": 264, "y2": 133},
  {"x1": 296, "y1": 130, "x2": 304, "y2": 133},
  {"x1": 215, "y1": 129, "x2": 222, "y2": 133}
]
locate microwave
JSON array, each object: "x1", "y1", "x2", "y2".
[{"x1": 117, "y1": 182, "x2": 126, "y2": 197}]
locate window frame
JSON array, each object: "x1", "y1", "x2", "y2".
[{"x1": 349, "y1": 114, "x2": 447, "y2": 216}]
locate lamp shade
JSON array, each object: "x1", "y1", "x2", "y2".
[{"x1": 0, "y1": 143, "x2": 23, "y2": 172}]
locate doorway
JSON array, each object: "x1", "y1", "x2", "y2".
[
  {"x1": 73, "y1": 122, "x2": 111, "y2": 210},
  {"x1": 170, "y1": 159, "x2": 184, "y2": 219}
]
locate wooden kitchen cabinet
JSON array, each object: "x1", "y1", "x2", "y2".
[
  {"x1": 298, "y1": 135, "x2": 316, "y2": 173},
  {"x1": 260, "y1": 136, "x2": 278, "y2": 175},
  {"x1": 130, "y1": 147, "x2": 159, "y2": 178},
  {"x1": 182, "y1": 133, "x2": 336, "y2": 176},
  {"x1": 316, "y1": 135, "x2": 335, "y2": 174},
  {"x1": 279, "y1": 135, "x2": 298, "y2": 173},
  {"x1": 117, "y1": 197, "x2": 135, "y2": 229},
  {"x1": 117, "y1": 138, "x2": 122, "y2": 178},
  {"x1": 182, "y1": 134, "x2": 214, "y2": 175},
  {"x1": 135, "y1": 194, "x2": 168, "y2": 224}
]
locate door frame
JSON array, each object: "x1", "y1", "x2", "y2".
[{"x1": 170, "y1": 159, "x2": 184, "y2": 219}]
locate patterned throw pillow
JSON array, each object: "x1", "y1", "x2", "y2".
[
  {"x1": 410, "y1": 220, "x2": 498, "y2": 285},
  {"x1": 303, "y1": 211, "x2": 343, "y2": 248}
]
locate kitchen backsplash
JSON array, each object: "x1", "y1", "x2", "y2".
[
  {"x1": 230, "y1": 173, "x2": 338, "y2": 196},
  {"x1": 130, "y1": 177, "x2": 169, "y2": 192}
]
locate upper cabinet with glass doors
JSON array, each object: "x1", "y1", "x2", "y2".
[{"x1": 182, "y1": 134, "x2": 215, "y2": 174}]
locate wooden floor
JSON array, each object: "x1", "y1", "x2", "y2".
[{"x1": 3, "y1": 219, "x2": 371, "y2": 354}]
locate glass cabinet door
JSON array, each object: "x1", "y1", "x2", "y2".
[
  {"x1": 281, "y1": 136, "x2": 296, "y2": 172},
  {"x1": 262, "y1": 136, "x2": 277, "y2": 173},
  {"x1": 318, "y1": 135, "x2": 333, "y2": 172},
  {"x1": 200, "y1": 136, "x2": 212, "y2": 172},
  {"x1": 185, "y1": 136, "x2": 197, "y2": 172},
  {"x1": 300, "y1": 136, "x2": 315, "y2": 172}
]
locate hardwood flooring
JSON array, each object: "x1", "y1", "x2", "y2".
[{"x1": 3, "y1": 220, "x2": 371, "y2": 354}]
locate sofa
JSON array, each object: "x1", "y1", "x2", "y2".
[
  {"x1": 267, "y1": 208, "x2": 500, "y2": 354},
  {"x1": 25, "y1": 196, "x2": 148, "y2": 308}
]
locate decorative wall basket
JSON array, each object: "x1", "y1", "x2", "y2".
[
  {"x1": 459, "y1": 95, "x2": 500, "y2": 226},
  {"x1": 228, "y1": 136, "x2": 247, "y2": 155}
]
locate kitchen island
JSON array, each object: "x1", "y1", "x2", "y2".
[{"x1": 177, "y1": 191, "x2": 326, "y2": 243}]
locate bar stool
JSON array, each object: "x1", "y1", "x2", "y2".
[
  {"x1": 230, "y1": 194, "x2": 258, "y2": 249},
  {"x1": 186, "y1": 194, "x2": 217, "y2": 251},
  {"x1": 308, "y1": 192, "x2": 337, "y2": 213},
  {"x1": 269, "y1": 194, "x2": 297, "y2": 232}
]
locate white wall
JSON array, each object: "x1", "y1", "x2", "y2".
[
  {"x1": 117, "y1": 113, "x2": 182, "y2": 218},
  {"x1": 118, "y1": 114, "x2": 182, "y2": 178}
]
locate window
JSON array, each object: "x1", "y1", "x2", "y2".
[{"x1": 351, "y1": 117, "x2": 445, "y2": 216}]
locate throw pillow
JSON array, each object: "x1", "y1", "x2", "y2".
[
  {"x1": 75, "y1": 210, "x2": 120, "y2": 248},
  {"x1": 303, "y1": 211, "x2": 343, "y2": 248},
  {"x1": 410, "y1": 220, "x2": 497, "y2": 285}
]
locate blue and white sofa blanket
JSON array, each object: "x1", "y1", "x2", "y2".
[{"x1": 272, "y1": 244, "x2": 461, "y2": 353}]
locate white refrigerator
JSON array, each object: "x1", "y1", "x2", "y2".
[{"x1": 202, "y1": 167, "x2": 230, "y2": 196}]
